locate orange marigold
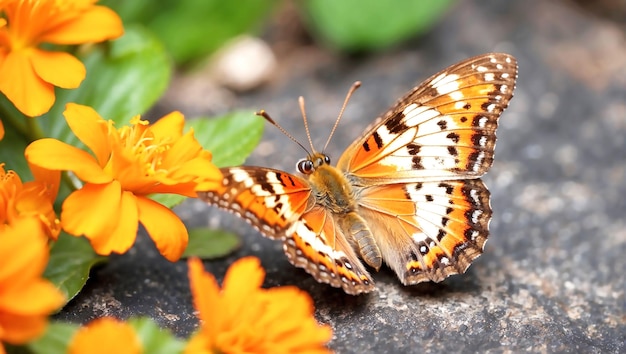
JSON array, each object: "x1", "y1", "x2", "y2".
[
  {"x1": 67, "y1": 317, "x2": 142, "y2": 354},
  {"x1": 0, "y1": 218, "x2": 65, "y2": 350},
  {"x1": 0, "y1": 0, "x2": 123, "y2": 116},
  {"x1": 0, "y1": 163, "x2": 60, "y2": 239},
  {"x1": 186, "y1": 257, "x2": 333, "y2": 354},
  {"x1": 25, "y1": 103, "x2": 222, "y2": 261}
]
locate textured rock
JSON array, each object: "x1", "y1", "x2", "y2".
[{"x1": 58, "y1": 0, "x2": 625, "y2": 352}]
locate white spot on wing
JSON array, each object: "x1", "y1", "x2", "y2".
[
  {"x1": 405, "y1": 183, "x2": 454, "y2": 242},
  {"x1": 449, "y1": 91, "x2": 464, "y2": 101},
  {"x1": 401, "y1": 105, "x2": 439, "y2": 127},
  {"x1": 434, "y1": 74, "x2": 460, "y2": 95}
]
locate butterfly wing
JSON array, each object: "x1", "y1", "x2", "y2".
[
  {"x1": 284, "y1": 206, "x2": 375, "y2": 294},
  {"x1": 337, "y1": 52, "x2": 518, "y2": 183},
  {"x1": 198, "y1": 167, "x2": 314, "y2": 238},
  {"x1": 336, "y1": 53, "x2": 517, "y2": 284},
  {"x1": 356, "y1": 180, "x2": 491, "y2": 284},
  {"x1": 197, "y1": 167, "x2": 374, "y2": 294}
]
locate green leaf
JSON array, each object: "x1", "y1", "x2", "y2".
[
  {"x1": 130, "y1": 318, "x2": 186, "y2": 354},
  {"x1": 149, "y1": 193, "x2": 186, "y2": 209},
  {"x1": 39, "y1": 25, "x2": 171, "y2": 146},
  {"x1": 103, "y1": 0, "x2": 277, "y2": 64},
  {"x1": 44, "y1": 233, "x2": 107, "y2": 303},
  {"x1": 189, "y1": 110, "x2": 264, "y2": 168},
  {"x1": 182, "y1": 228, "x2": 241, "y2": 259},
  {"x1": 0, "y1": 124, "x2": 31, "y2": 179},
  {"x1": 26, "y1": 322, "x2": 79, "y2": 354},
  {"x1": 300, "y1": 0, "x2": 457, "y2": 52}
]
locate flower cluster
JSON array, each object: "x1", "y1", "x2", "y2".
[
  {"x1": 25, "y1": 103, "x2": 222, "y2": 261},
  {"x1": 0, "y1": 1, "x2": 333, "y2": 353},
  {"x1": 64, "y1": 258, "x2": 333, "y2": 354},
  {"x1": 186, "y1": 257, "x2": 333, "y2": 354},
  {"x1": 0, "y1": 0, "x2": 123, "y2": 117}
]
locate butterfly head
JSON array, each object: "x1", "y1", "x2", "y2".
[{"x1": 297, "y1": 153, "x2": 331, "y2": 175}]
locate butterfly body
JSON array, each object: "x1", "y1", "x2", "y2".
[{"x1": 198, "y1": 53, "x2": 518, "y2": 295}]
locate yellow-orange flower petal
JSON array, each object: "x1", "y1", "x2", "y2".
[
  {"x1": 30, "y1": 49, "x2": 85, "y2": 88},
  {"x1": 0, "y1": 0, "x2": 123, "y2": 116},
  {"x1": 0, "y1": 50, "x2": 55, "y2": 117},
  {"x1": 137, "y1": 196, "x2": 187, "y2": 261},
  {"x1": 68, "y1": 317, "x2": 141, "y2": 354},
  {"x1": 0, "y1": 120, "x2": 4, "y2": 140},
  {"x1": 186, "y1": 257, "x2": 333, "y2": 354},
  {"x1": 25, "y1": 138, "x2": 112, "y2": 184},
  {"x1": 61, "y1": 181, "x2": 123, "y2": 250},
  {"x1": 25, "y1": 104, "x2": 221, "y2": 260},
  {"x1": 63, "y1": 103, "x2": 111, "y2": 166},
  {"x1": 28, "y1": 163, "x2": 61, "y2": 205},
  {"x1": 39, "y1": 5, "x2": 123, "y2": 44},
  {"x1": 88, "y1": 190, "x2": 137, "y2": 255},
  {"x1": 0, "y1": 164, "x2": 60, "y2": 239},
  {"x1": 0, "y1": 218, "x2": 65, "y2": 345}
]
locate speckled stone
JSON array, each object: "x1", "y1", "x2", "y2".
[{"x1": 57, "y1": 0, "x2": 625, "y2": 352}]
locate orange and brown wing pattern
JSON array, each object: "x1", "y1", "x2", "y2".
[
  {"x1": 198, "y1": 167, "x2": 375, "y2": 294},
  {"x1": 197, "y1": 167, "x2": 312, "y2": 239},
  {"x1": 337, "y1": 53, "x2": 517, "y2": 183},
  {"x1": 283, "y1": 206, "x2": 375, "y2": 295},
  {"x1": 357, "y1": 179, "x2": 491, "y2": 284}
]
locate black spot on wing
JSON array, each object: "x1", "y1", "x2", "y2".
[
  {"x1": 259, "y1": 180, "x2": 276, "y2": 194},
  {"x1": 373, "y1": 132, "x2": 384, "y2": 149},
  {"x1": 438, "y1": 182, "x2": 454, "y2": 195},
  {"x1": 412, "y1": 156, "x2": 423, "y2": 169},
  {"x1": 385, "y1": 111, "x2": 409, "y2": 134},
  {"x1": 447, "y1": 132, "x2": 460, "y2": 143},
  {"x1": 407, "y1": 143, "x2": 421, "y2": 155}
]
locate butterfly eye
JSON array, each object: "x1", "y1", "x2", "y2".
[
  {"x1": 324, "y1": 155, "x2": 331, "y2": 164},
  {"x1": 297, "y1": 159, "x2": 314, "y2": 174}
]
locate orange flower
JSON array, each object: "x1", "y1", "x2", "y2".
[
  {"x1": 0, "y1": 218, "x2": 65, "y2": 350},
  {"x1": 0, "y1": 163, "x2": 60, "y2": 239},
  {"x1": 0, "y1": 0, "x2": 123, "y2": 117},
  {"x1": 25, "y1": 103, "x2": 222, "y2": 261},
  {"x1": 186, "y1": 257, "x2": 333, "y2": 354},
  {"x1": 68, "y1": 317, "x2": 142, "y2": 354}
]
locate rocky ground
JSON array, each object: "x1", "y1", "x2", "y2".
[{"x1": 58, "y1": 0, "x2": 625, "y2": 352}]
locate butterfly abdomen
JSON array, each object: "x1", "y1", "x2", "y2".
[{"x1": 337, "y1": 212, "x2": 382, "y2": 271}]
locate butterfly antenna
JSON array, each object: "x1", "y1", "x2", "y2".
[
  {"x1": 298, "y1": 96, "x2": 316, "y2": 153},
  {"x1": 256, "y1": 110, "x2": 310, "y2": 155},
  {"x1": 322, "y1": 81, "x2": 361, "y2": 152}
]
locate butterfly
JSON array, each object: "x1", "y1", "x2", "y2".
[{"x1": 198, "y1": 53, "x2": 518, "y2": 295}]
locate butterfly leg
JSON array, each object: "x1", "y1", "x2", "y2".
[{"x1": 337, "y1": 212, "x2": 382, "y2": 271}]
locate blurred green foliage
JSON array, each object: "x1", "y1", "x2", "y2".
[
  {"x1": 100, "y1": 0, "x2": 456, "y2": 63},
  {"x1": 101, "y1": 0, "x2": 277, "y2": 65},
  {"x1": 299, "y1": 0, "x2": 457, "y2": 52}
]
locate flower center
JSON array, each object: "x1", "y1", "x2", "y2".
[{"x1": 118, "y1": 117, "x2": 173, "y2": 177}]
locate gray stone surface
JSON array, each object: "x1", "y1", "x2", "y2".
[{"x1": 58, "y1": 0, "x2": 625, "y2": 352}]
